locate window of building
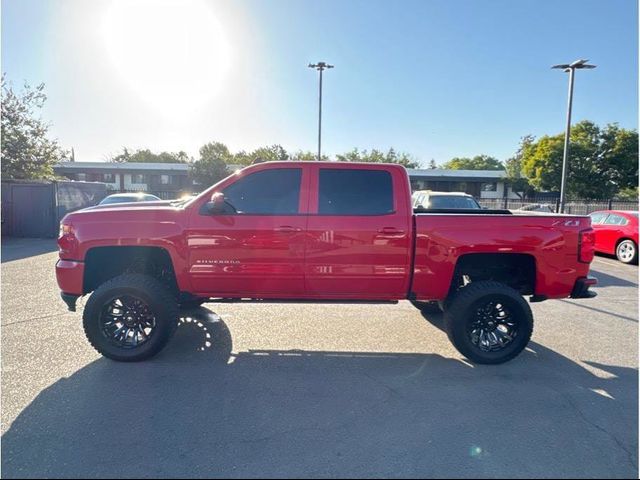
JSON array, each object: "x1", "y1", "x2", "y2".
[
  {"x1": 160, "y1": 174, "x2": 170, "y2": 185},
  {"x1": 103, "y1": 173, "x2": 116, "y2": 183},
  {"x1": 318, "y1": 169, "x2": 394, "y2": 215},
  {"x1": 131, "y1": 174, "x2": 146, "y2": 184},
  {"x1": 77, "y1": 173, "x2": 86, "y2": 181},
  {"x1": 222, "y1": 168, "x2": 302, "y2": 215},
  {"x1": 481, "y1": 182, "x2": 498, "y2": 192}
]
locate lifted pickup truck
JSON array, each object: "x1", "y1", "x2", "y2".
[{"x1": 57, "y1": 162, "x2": 597, "y2": 364}]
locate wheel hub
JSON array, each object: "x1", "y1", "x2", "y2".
[
  {"x1": 469, "y1": 301, "x2": 518, "y2": 352},
  {"x1": 100, "y1": 295, "x2": 156, "y2": 349}
]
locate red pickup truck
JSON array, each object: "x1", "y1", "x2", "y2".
[{"x1": 56, "y1": 162, "x2": 597, "y2": 364}]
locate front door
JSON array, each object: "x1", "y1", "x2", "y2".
[{"x1": 187, "y1": 167, "x2": 308, "y2": 297}]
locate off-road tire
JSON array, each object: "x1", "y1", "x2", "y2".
[
  {"x1": 444, "y1": 281, "x2": 533, "y2": 365},
  {"x1": 83, "y1": 273, "x2": 179, "y2": 362}
]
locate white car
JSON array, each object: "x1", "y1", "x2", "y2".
[
  {"x1": 98, "y1": 193, "x2": 161, "y2": 205},
  {"x1": 412, "y1": 190, "x2": 481, "y2": 210}
]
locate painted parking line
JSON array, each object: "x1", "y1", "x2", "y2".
[{"x1": 592, "y1": 257, "x2": 633, "y2": 269}]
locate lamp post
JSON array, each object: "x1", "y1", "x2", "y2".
[
  {"x1": 308, "y1": 62, "x2": 334, "y2": 161},
  {"x1": 551, "y1": 59, "x2": 596, "y2": 213}
]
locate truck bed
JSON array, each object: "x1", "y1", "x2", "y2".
[{"x1": 411, "y1": 213, "x2": 592, "y2": 301}]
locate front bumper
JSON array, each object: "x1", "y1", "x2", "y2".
[
  {"x1": 570, "y1": 276, "x2": 598, "y2": 299},
  {"x1": 56, "y1": 259, "x2": 84, "y2": 310}
]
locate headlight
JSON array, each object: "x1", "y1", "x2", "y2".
[{"x1": 59, "y1": 223, "x2": 74, "y2": 238}]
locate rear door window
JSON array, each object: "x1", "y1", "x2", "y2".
[{"x1": 318, "y1": 169, "x2": 394, "y2": 215}]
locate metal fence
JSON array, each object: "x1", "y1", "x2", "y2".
[
  {"x1": 2, "y1": 180, "x2": 107, "y2": 237},
  {"x1": 477, "y1": 198, "x2": 638, "y2": 215}
]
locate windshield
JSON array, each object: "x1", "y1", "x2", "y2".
[
  {"x1": 429, "y1": 196, "x2": 481, "y2": 209},
  {"x1": 99, "y1": 195, "x2": 159, "y2": 205}
]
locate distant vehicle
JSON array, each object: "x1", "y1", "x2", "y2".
[
  {"x1": 98, "y1": 193, "x2": 161, "y2": 205},
  {"x1": 512, "y1": 203, "x2": 555, "y2": 213},
  {"x1": 589, "y1": 210, "x2": 639, "y2": 264},
  {"x1": 412, "y1": 190, "x2": 481, "y2": 210}
]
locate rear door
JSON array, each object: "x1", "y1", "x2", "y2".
[{"x1": 305, "y1": 164, "x2": 412, "y2": 299}]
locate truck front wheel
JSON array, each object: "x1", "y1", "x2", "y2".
[
  {"x1": 83, "y1": 273, "x2": 179, "y2": 362},
  {"x1": 444, "y1": 281, "x2": 533, "y2": 365}
]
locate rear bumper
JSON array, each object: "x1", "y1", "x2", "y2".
[{"x1": 570, "y1": 276, "x2": 598, "y2": 299}]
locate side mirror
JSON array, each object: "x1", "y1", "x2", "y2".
[{"x1": 205, "y1": 192, "x2": 227, "y2": 215}]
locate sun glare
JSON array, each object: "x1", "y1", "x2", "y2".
[{"x1": 102, "y1": 0, "x2": 231, "y2": 116}]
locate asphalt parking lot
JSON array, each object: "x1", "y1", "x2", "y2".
[{"x1": 1, "y1": 238, "x2": 638, "y2": 479}]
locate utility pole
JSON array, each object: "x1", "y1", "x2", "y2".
[
  {"x1": 551, "y1": 59, "x2": 596, "y2": 213},
  {"x1": 308, "y1": 62, "x2": 334, "y2": 161}
]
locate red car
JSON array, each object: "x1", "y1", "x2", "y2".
[
  {"x1": 56, "y1": 162, "x2": 597, "y2": 364},
  {"x1": 589, "y1": 210, "x2": 639, "y2": 264}
]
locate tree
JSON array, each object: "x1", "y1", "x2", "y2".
[
  {"x1": 289, "y1": 150, "x2": 327, "y2": 161},
  {"x1": 504, "y1": 135, "x2": 534, "y2": 199},
  {"x1": 616, "y1": 186, "x2": 638, "y2": 201},
  {"x1": 428, "y1": 159, "x2": 438, "y2": 169},
  {"x1": 1, "y1": 76, "x2": 68, "y2": 180},
  {"x1": 234, "y1": 144, "x2": 289, "y2": 166},
  {"x1": 110, "y1": 148, "x2": 189, "y2": 163},
  {"x1": 522, "y1": 121, "x2": 638, "y2": 198},
  {"x1": 336, "y1": 147, "x2": 420, "y2": 168},
  {"x1": 441, "y1": 155, "x2": 503, "y2": 170},
  {"x1": 189, "y1": 142, "x2": 232, "y2": 187}
]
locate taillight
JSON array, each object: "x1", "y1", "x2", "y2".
[{"x1": 579, "y1": 229, "x2": 595, "y2": 263}]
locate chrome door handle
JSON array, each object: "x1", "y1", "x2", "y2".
[{"x1": 275, "y1": 226, "x2": 302, "y2": 233}]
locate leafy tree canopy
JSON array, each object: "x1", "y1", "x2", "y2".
[
  {"x1": 189, "y1": 142, "x2": 232, "y2": 187},
  {"x1": 1, "y1": 76, "x2": 68, "y2": 180},
  {"x1": 233, "y1": 144, "x2": 289, "y2": 166},
  {"x1": 504, "y1": 135, "x2": 535, "y2": 198},
  {"x1": 335, "y1": 147, "x2": 420, "y2": 168},
  {"x1": 441, "y1": 155, "x2": 504, "y2": 171},
  {"x1": 110, "y1": 148, "x2": 190, "y2": 163},
  {"x1": 289, "y1": 150, "x2": 328, "y2": 161},
  {"x1": 521, "y1": 121, "x2": 638, "y2": 199}
]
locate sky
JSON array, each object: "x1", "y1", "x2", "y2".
[{"x1": 1, "y1": 0, "x2": 638, "y2": 165}]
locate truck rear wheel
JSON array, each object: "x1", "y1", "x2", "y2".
[
  {"x1": 444, "y1": 281, "x2": 533, "y2": 365},
  {"x1": 83, "y1": 273, "x2": 179, "y2": 362}
]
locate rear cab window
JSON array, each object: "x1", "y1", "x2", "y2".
[{"x1": 318, "y1": 169, "x2": 394, "y2": 215}]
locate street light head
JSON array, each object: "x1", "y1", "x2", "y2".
[
  {"x1": 552, "y1": 59, "x2": 596, "y2": 71},
  {"x1": 308, "y1": 61, "x2": 333, "y2": 71},
  {"x1": 570, "y1": 59, "x2": 589, "y2": 67}
]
